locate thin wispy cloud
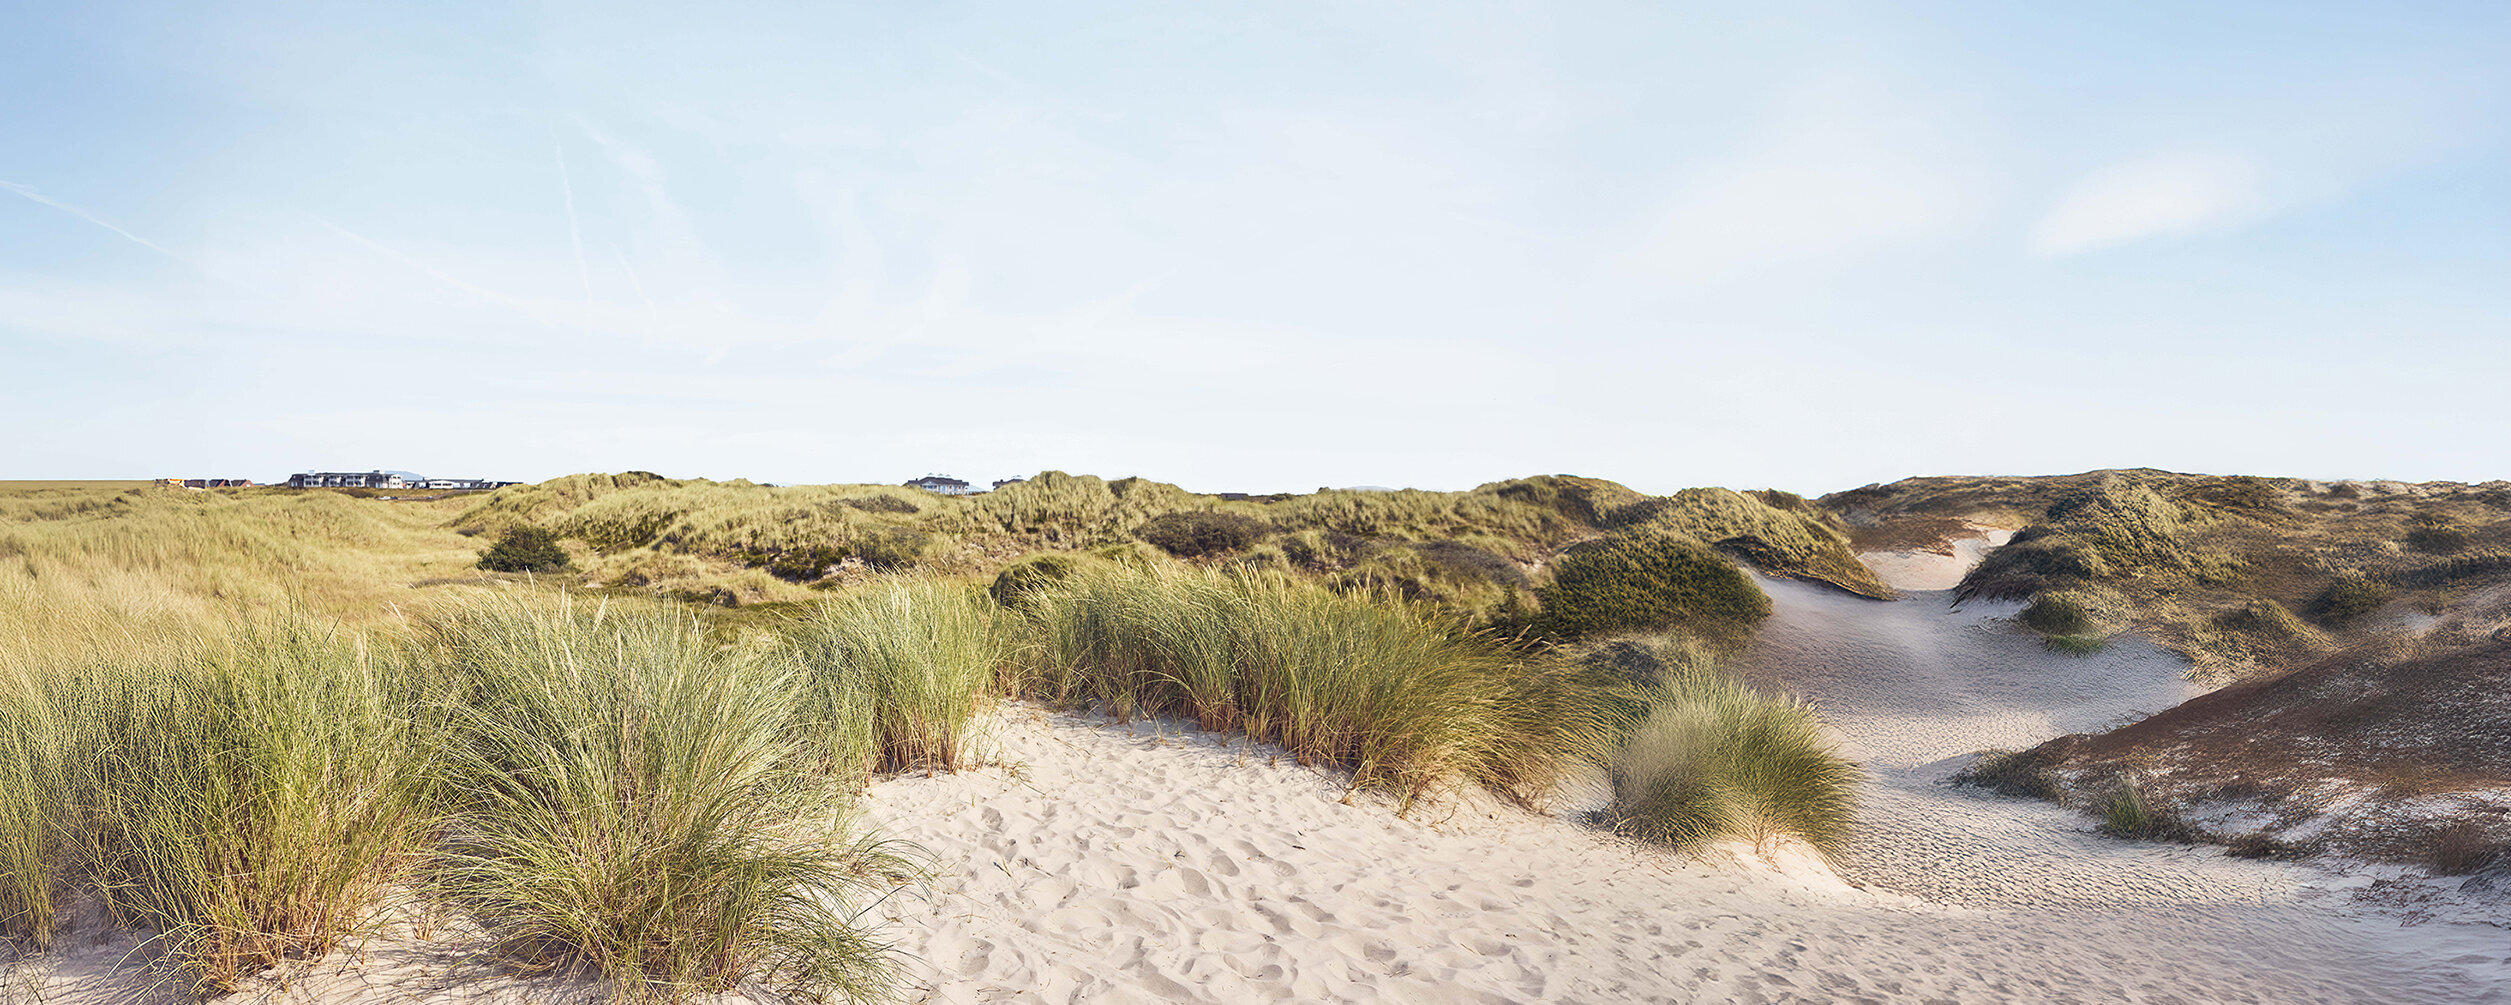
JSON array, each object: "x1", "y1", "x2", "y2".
[
  {"x1": 1, "y1": 179, "x2": 180, "y2": 259},
  {"x1": 2030, "y1": 151, "x2": 2270, "y2": 256},
  {"x1": 1631, "y1": 78, "x2": 1979, "y2": 283},
  {"x1": 554, "y1": 136, "x2": 596, "y2": 336},
  {"x1": 313, "y1": 217, "x2": 555, "y2": 327}
]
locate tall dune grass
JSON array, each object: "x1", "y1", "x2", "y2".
[
  {"x1": 1015, "y1": 565, "x2": 1633, "y2": 808},
  {"x1": 0, "y1": 666, "x2": 62, "y2": 950},
  {"x1": 420, "y1": 598, "x2": 901, "y2": 1003},
  {"x1": 51, "y1": 619, "x2": 430, "y2": 992},
  {"x1": 1608, "y1": 670, "x2": 1859, "y2": 856},
  {"x1": 787, "y1": 577, "x2": 1007, "y2": 775}
]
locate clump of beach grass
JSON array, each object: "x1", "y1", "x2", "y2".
[
  {"x1": 420, "y1": 597, "x2": 903, "y2": 1003},
  {"x1": 788, "y1": 576, "x2": 1008, "y2": 775},
  {"x1": 1015, "y1": 564, "x2": 1631, "y2": 809},
  {"x1": 1606, "y1": 670, "x2": 1860, "y2": 856},
  {"x1": 0, "y1": 667, "x2": 62, "y2": 950},
  {"x1": 53, "y1": 618, "x2": 431, "y2": 993}
]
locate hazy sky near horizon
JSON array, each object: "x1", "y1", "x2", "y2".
[{"x1": 4, "y1": 2, "x2": 2506, "y2": 495}]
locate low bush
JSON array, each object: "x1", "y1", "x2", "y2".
[
  {"x1": 788, "y1": 577, "x2": 1007, "y2": 774},
  {"x1": 1014, "y1": 565, "x2": 1630, "y2": 808},
  {"x1": 2018, "y1": 594, "x2": 2097, "y2": 636},
  {"x1": 422, "y1": 599, "x2": 901, "y2": 1002},
  {"x1": 478, "y1": 524, "x2": 572, "y2": 573},
  {"x1": 1134, "y1": 511, "x2": 1272, "y2": 558},
  {"x1": 1952, "y1": 748, "x2": 2061, "y2": 801},
  {"x1": 2312, "y1": 573, "x2": 2392, "y2": 626},
  {"x1": 2406, "y1": 515, "x2": 2471, "y2": 554},
  {"x1": 988, "y1": 553, "x2": 1086, "y2": 610},
  {"x1": 1607, "y1": 671, "x2": 1859, "y2": 856},
  {"x1": 853, "y1": 528, "x2": 932, "y2": 571},
  {"x1": 747, "y1": 545, "x2": 847, "y2": 583},
  {"x1": 840, "y1": 494, "x2": 920, "y2": 515},
  {"x1": 2044, "y1": 634, "x2": 2107, "y2": 655},
  {"x1": 1537, "y1": 530, "x2": 1771, "y2": 646}
]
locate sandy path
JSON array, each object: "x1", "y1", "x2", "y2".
[{"x1": 863, "y1": 702, "x2": 2506, "y2": 1003}]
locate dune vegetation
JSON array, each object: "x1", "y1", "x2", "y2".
[
  {"x1": 1831, "y1": 469, "x2": 2511, "y2": 677},
  {"x1": 0, "y1": 475, "x2": 1872, "y2": 999}
]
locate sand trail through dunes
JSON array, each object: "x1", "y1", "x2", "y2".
[{"x1": 863, "y1": 705, "x2": 2504, "y2": 1004}]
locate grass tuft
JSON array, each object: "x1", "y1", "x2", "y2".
[
  {"x1": 1015, "y1": 564, "x2": 1630, "y2": 809},
  {"x1": 789, "y1": 577, "x2": 1007, "y2": 774},
  {"x1": 421, "y1": 597, "x2": 903, "y2": 1003},
  {"x1": 56, "y1": 618, "x2": 431, "y2": 992},
  {"x1": 1606, "y1": 670, "x2": 1859, "y2": 856}
]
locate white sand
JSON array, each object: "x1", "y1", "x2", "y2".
[
  {"x1": 861, "y1": 575, "x2": 2509, "y2": 1003},
  {"x1": 1856, "y1": 527, "x2": 2013, "y2": 593}
]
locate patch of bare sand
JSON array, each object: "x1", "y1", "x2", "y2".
[
  {"x1": 862, "y1": 702, "x2": 2505, "y2": 1004},
  {"x1": 1856, "y1": 526, "x2": 2012, "y2": 593}
]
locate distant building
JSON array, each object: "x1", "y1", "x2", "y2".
[
  {"x1": 992, "y1": 477, "x2": 1027, "y2": 491},
  {"x1": 158, "y1": 477, "x2": 253, "y2": 489},
  {"x1": 288, "y1": 471, "x2": 407, "y2": 490},
  {"x1": 422, "y1": 478, "x2": 516, "y2": 491},
  {"x1": 906, "y1": 474, "x2": 973, "y2": 495}
]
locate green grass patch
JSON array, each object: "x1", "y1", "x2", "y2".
[{"x1": 1537, "y1": 529, "x2": 1772, "y2": 646}]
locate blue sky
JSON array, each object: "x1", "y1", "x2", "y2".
[{"x1": 3, "y1": 1, "x2": 2505, "y2": 494}]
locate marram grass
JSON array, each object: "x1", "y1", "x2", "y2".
[
  {"x1": 419, "y1": 597, "x2": 904, "y2": 1003},
  {"x1": 787, "y1": 575, "x2": 1009, "y2": 775},
  {"x1": 1013, "y1": 564, "x2": 1635, "y2": 809},
  {"x1": 1608, "y1": 670, "x2": 1860, "y2": 856},
  {"x1": 51, "y1": 618, "x2": 431, "y2": 993}
]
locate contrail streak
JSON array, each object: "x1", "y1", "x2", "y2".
[
  {"x1": 610, "y1": 242, "x2": 662, "y2": 335},
  {"x1": 315, "y1": 217, "x2": 551, "y2": 326},
  {"x1": 555, "y1": 136, "x2": 595, "y2": 335},
  {"x1": 0, "y1": 179, "x2": 178, "y2": 257}
]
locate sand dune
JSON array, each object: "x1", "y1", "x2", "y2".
[{"x1": 865, "y1": 704, "x2": 2505, "y2": 1004}]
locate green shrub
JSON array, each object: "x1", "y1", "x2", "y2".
[
  {"x1": 478, "y1": 524, "x2": 572, "y2": 573},
  {"x1": 422, "y1": 599, "x2": 901, "y2": 1002},
  {"x1": 852, "y1": 528, "x2": 932, "y2": 571},
  {"x1": 1134, "y1": 511, "x2": 1272, "y2": 558},
  {"x1": 1607, "y1": 671, "x2": 1859, "y2": 855},
  {"x1": 989, "y1": 553, "x2": 1086, "y2": 610},
  {"x1": 2312, "y1": 573, "x2": 2392, "y2": 625},
  {"x1": 2018, "y1": 594, "x2": 2097, "y2": 635},
  {"x1": 788, "y1": 577, "x2": 1006, "y2": 774},
  {"x1": 2043, "y1": 634, "x2": 2107, "y2": 655},
  {"x1": 1606, "y1": 488, "x2": 1890, "y2": 599},
  {"x1": 1537, "y1": 530, "x2": 1771, "y2": 645},
  {"x1": 1014, "y1": 565, "x2": 1630, "y2": 808},
  {"x1": 56, "y1": 619, "x2": 430, "y2": 993}
]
